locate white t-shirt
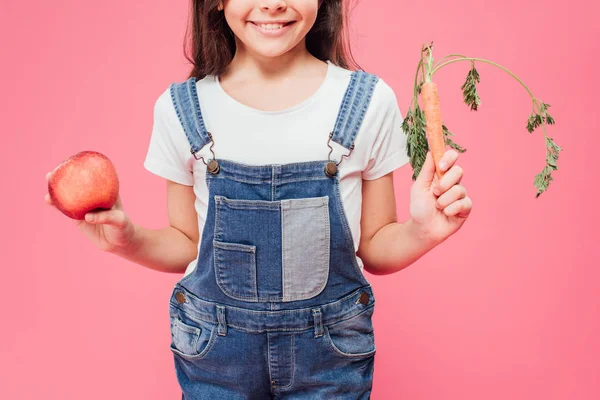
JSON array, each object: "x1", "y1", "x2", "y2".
[{"x1": 144, "y1": 60, "x2": 410, "y2": 275}]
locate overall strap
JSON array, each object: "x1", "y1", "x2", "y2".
[
  {"x1": 330, "y1": 70, "x2": 380, "y2": 150},
  {"x1": 170, "y1": 77, "x2": 212, "y2": 156}
]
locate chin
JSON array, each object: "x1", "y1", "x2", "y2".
[
  {"x1": 253, "y1": 48, "x2": 294, "y2": 58},
  {"x1": 246, "y1": 43, "x2": 298, "y2": 59}
]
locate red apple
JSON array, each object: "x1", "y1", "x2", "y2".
[{"x1": 48, "y1": 151, "x2": 119, "y2": 220}]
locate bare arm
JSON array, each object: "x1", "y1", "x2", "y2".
[
  {"x1": 357, "y1": 172, "x2": 439, "y2": 275},
  {"x1": 110, "y1": 180, "x2": 199, "y2": 274}
]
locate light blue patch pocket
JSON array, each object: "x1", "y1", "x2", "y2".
[{"x1": 281, "y1": 196, "x2": 330, "y2": 301}]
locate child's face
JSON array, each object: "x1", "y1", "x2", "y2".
[{"x1": 222, "y1": 0, "x2": 320, "y2": 59}]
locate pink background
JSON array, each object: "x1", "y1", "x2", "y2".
[{"x1": 1, "y1": 0, "x2": 598, "y2": 398}]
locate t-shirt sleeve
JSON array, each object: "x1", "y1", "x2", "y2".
[
  {"x1": 361, "y1": 79, "x2": 410, "y2": 180},
  {"x1": 143, "y1": 88, "x2": 195, "y2": 186}
]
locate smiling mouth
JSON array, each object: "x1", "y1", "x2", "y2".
[{"x1": 250, "y1": 21, "x2": 296, "y2": 31}]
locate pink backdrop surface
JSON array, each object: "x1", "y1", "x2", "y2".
[{"x1": 1, "y1": 0, "x2": 598, "y2": 398}]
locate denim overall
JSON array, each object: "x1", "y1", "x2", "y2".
[{"x1": 168, "y1": 70, "x2": 380, "y2": 399}]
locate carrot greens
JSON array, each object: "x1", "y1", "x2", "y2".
[{"x1": 401, "y1": 42, "x2": 561, "y2": 197}]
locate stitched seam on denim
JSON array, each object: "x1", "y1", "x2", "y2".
[
  {"x1": 272, "y1": 166, "x2": 276, "y2": 201},
  {"x1": 170, "y1": 304, "x2": 214, "y2": 324},
  {"x1": 172, "y1": 318, "x2": 202, "y2": 355},
  {"x1": 279, "y1": 334, "x2": 295, "y2": 390},
  {"x1": 218, "y1": 159, "x2": 330, "y2": 170},
  {"x1": 213, "y1": 197, "x2": 222, "y2": 242},
  {"x1": 215, "y1": 195, "x2": 281, "y2": 209},
  {"x1": 168, "y1": 303, "x2": 375, "y2": 334},
  {"x1": 170, "y1": 285, "x2": 372, "y2": 320},
  {"x1": 267, "y1": 333, "x2": 274, "y2": 390},
  {"x1": 331, "y1": 72, "x2": 379, "y2": 149},
  {"x1": 281, "y1": 197, "x2": 287, "y2": 300},
  {"x1": 280, "y1": 196, "x2": 329, "y2": 209},
  {"x1": 344, "y1": 75, "x2": 364, "y2": 147},
  {"x1": 171, "y1": 325, "x2": 218, "y2": 360},
  {"x1": 346, "y1": 75, "x2": 378, "y2": 147},
  {"x1": 344, "y1": 73, "x2": 371, "y2": 148},
  {"x1": 188, "y1": 78, "x2": 210, "y2": 148},
  {"x1": 277, "y1": 176, "x2": 330, "y2": 184},
  {"x1": 331, "y1": 80, "x2": 350, "y2": 149},
  {"x1": 170, "y1": 316, "x2": 218, "y2": 360},
  {"x1": 214, "y1": 195, "x2": 329, "y2": 211},
  {"x1": 173, "y1": 317, "x2": 200, "y2": 335},
  {"x1": 323, "y1": 326, "x2": 376, "y2": 359},
  {"x1": 208, "y1": 176, "x2": 330, "y2": 185},
  {"x1": 209, "y1": 176, "x2": 272, "y2": 185},
  {"x1": 330, "y1": 72, "x2": 357, "y2": 149},
  {"x1": 170, "y1": 84, "x2": 202, "y2": 154},
  {"x1": 228, "y1": 325, "x2": 312, "y2": 334},
  {"x1": 326, "y1": 304, "x2": 375, "y2": 328},
  {"x1": 169, "y1": 287, "x2": 375, "y2": 331},
  {"x1": 213, "y1": 240, "x2": 256, "y2": 253}
]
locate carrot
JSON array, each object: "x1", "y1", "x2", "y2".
[
  {"x1": 401, "y1": 42, "x2": 561, "y2": 197},
  {"x1": 420, "y1": 81, "x2": 446, "y2": 180}
]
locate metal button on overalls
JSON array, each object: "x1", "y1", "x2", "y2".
[{"x1": 175, "y1": 292, "x2": 186, "y2": 304}]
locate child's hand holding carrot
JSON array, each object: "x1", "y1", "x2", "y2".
[{"x1": 409, "y1": 149, "x2": 473, "y2": 244}]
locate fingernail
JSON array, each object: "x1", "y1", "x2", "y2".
[
  {"x1": 439, "y1": 161, "x2": 447, "y2": 170},
  {"x1": 85, "y1": 214, "x2": 93, "y2": 222}
]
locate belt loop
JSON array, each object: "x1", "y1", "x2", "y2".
[
  {"x1": 312, "y1": 308, "x2": 323, "y2": 338},
  {"x1": 217, "y1": 305, "x2": 227, "y2": 336}
]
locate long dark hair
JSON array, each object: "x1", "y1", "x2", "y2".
[{"x1": 184, "y1": 0, "x2": 362, "y2": 80}]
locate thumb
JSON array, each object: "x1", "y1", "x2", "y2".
[
  {"x1": 416, "y1": 151, "x2": 436, "y2": 188},
  {"x1": 85, "y1": 209, "x2": 128, "y2": 229}
]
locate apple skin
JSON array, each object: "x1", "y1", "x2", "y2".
[{"x1": 48, "y1": 151, "x2": 119, "y2": 220}]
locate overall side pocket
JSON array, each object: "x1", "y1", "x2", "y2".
[
  {"x1": 169, "y1": 308, "x2": 219, "y2": 360},
  {"x1": 324, "y1": 306, "x2": 376, "y2": 359}
]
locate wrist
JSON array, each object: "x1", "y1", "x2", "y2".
[
  {"x1": 406, "y1": 218, "x2": 442, "y2": 248},
  {"x1": 109, "y1": 223, "x2": 143, "y2": 256}
]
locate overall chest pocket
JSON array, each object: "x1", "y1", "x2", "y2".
[{"x1": 213, "y1": 195, "x2": 330, "y2": 302}]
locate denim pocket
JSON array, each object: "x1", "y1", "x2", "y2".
[
  {"x1": 324, "y1": 307, "x2": 376, "y2": 359},
  {"x1": 213, "y1": 240, "x2": 258, "y2": 301},
  {"x1": 213, "y1": 195, "x2": 330, "y2": 302},
  {"x1": 169, "y1": 312, "x2": 218, "y2": 360},
  {"x1": 281, "y1": 196, "x2": 330, "y2": 301}
]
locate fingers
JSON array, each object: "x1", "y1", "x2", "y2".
[
  {"x1": 85, "y1": 209, "x2": 128, "y2": 228},
  {"x1": 436, "y1": 184, "x2": 467, "y2": 210},
  {"x1": 441, "y1": 196, "x2": 473, "y2": 218},
  {"x1": 433, "y1": 165, "x2": 463, "y2": 196},
  {"x1": 431, "y1": 151, "x2": 472, "y2": 218},
  {"x1": 437, "y1": 149, "x2": 459, "y2": 172},
  {"x1": 416, "y1": 151, "x2": 436, "y2": 187}
]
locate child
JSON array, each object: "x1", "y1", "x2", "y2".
[{"x1": 46, "y1": 0, "x2": 472, "y2": 398}]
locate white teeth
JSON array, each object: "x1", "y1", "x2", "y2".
[{"x1": 258, "y1": 23, "x2": 284, "y2": 30}]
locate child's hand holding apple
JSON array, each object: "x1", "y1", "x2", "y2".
[{"x1": 45, "y1": 151, "x2": 136, "y2": 253}]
